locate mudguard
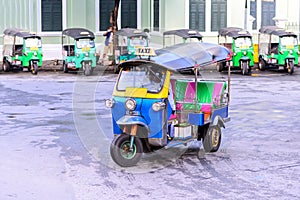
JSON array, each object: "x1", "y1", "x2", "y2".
[
  {"x1": 211, "y1": 115, "x2": 226, "y2": 128},
  {"x1": 117, "y1": 115, "x2": 149, "y2": 131}
]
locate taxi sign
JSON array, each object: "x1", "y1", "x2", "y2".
[{"x1": 135, "y1": 47, "x2": 156, "y2": 56}]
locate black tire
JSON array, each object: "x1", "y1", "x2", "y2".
[
  {"x1": 217, "y1": 62, "x2": 225, "y2": 72},
  {"x1": 287, "y1": 61, "x2": 294, "y2": 75},
  {"x1": 258, "y1": 58, "x2": 266, "y2": 71},
  {"x1": 202, "y1": 126, "x2": 221, "y2": 152},
  {"x1": 241, "y1": 61, "x2": 248, "y2": 75},
  {"x1": 63, "y1": 62, "x2": 68, "y2": 73},
  {"x1": 114, "y1": 66, "x2": 120, "y2": 74},
  {"x1": 110, "y1": 134, "x2": 143, "y2": 167},
  {"x1": 83, "y1": 63, "x2": 91, "y2": 76},
  {"x1": 3, "y1": 60, "x2": 10, "y2": 72},
  {"x1": 31, "y1": 63, "x2": 38, "y2": 75}
]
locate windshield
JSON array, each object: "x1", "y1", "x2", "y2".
[
  {"x1": 117, "y1": 64, "x2": 166, "y2": 93},
  {"x1": 234, "y1": 37, "x2": 252, "y2": 48},
  {"x1": 25, "y1": 38, "x2": 42, "y2": 48},
  {"x1": 281, "y1": 36, "x2": 298, "y2": 46},
  {"x1": 76, "y1": 39, "x2": 95, "y2": 49},
  {"x1": 129, "y1": 37, "x2": 147, "y2": 47}
]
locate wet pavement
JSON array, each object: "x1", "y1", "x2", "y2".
[{"x1": 0, "y1": 66, "x2": 299, "y2": 200}]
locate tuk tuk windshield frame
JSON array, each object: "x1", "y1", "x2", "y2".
[
  {"x1": 116, "y1": 63, "x2": 167, "y2": 93},
  {"x1": 76, "y1": 39, "x2": 95, "y2": 49},
  {"x1": 25, "y1": 38, "x2": 42, "y2": 48},
  {"x1": 280, "y1": 36, "x2": 298, "y2": 47},
  {"x1": 234, "y1": 37, "x2": 253, "y2": 48}
]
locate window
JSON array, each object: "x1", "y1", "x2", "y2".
[
  {"x1": 153, "y1": 0, "x2": 159, "y2": 31},
  {"x1": 250, "y1": 0, "x2": 257, "y2": 29},
  {"x1": 261, "y1": 0, "x2": 276, "y2": 26},
  {"x1": 211, "y1": 0, "x2": 227, "y2": 32},
  {"x1": 100, "y1": 0, "x2": 115, "y2": 31},
  {"x1": 41, "y1": 0, "x2": 62, "y2": 31},
  {"x1": 121, "y1": 0, "x2": 137, "y2": 28},
  {"x1": 189, "y1": 0, "x2": 205, "y2": 31}
]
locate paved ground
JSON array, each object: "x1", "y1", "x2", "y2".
[{"x1": 0, "y1": 65, "x2": 299, "y2": 200}]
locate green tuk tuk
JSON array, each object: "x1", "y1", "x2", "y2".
[
  {"x1": 217, "y1": 27, "x2": 254, "y2": 75},
  {"x1": 163, "y1": 29, "x2": 203, "y2": 47},
  {"x1": 113, "y1": 28, "x2": 149, "y2": 72},
  {"x1": 2, "y1": 28, "x2": 43, "y2": 75},
  {"x1": 258, "y1": 26, "x2": 298, "y2": 74},
  {"x1": 62, "y1": 28, "x2": 97, "y2": 76}
]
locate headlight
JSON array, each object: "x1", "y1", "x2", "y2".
[
  {"x1": 34, "y1": 52, "x2": 37, "y2": 56},
  {"x1": 85, "y1": 52, "x2": 89, "y2": 57},
  {"x1": 152, "y1": 102, "x2": 166, "y2": 111},
  {"x1": 125, "y1": 99, "x2": 136, "y2": 111},
  {"x1": 233, "y1": 53, "x2": 237, "y2": 56},
  {"x1": 243, "y1": 51, "x2": 247, "y2": 56},
  {"x1": 76, "y1": 53, "x2": 80, "y2": 57},
  {"x1": 105, "y1": 98, "x2": 114, "y2": 108},
  {"x1": 289, "y1": 50, "x2": 293, "y2": 54}
]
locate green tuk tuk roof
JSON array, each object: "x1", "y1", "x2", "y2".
[
  {"x1": 62, "y1": 28, "x2": 95, "y2": 40},
  {"x1": 259, "y1": 26, "x2": 297, "y2": 37},
  {"x1": 163, "y1": 29, "x2": 203, "y2": 40},
  {"x1": 3, "y1": 28, "x2": 41, "y2": 39},
  {"x1": 115, "y1": 28, "x2": 148, "y2": 38},
  {"x1": 218, "y1": 27, "x2": 252, "y2": 39}
]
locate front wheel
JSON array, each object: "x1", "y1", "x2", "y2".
[
  {"x1": 202, "y1": 126, "x2": 221, "y2": 152},
  {"x1": 241, "y1": 61, "x2": 248, "y2": 75},
  {"x1": 287, "y1": 61, "x2": 294, "y2": 75},
  {"x1": 31, "y1": 62, "x2": 38, "y2": 75},
  {"x1": 110, "y1": 134, "x2": 143, "y2": 167},
  {"x1": 83, "y1": 63, "x2": 91, "y2": 76}
]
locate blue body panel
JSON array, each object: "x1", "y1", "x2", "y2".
[
  {"x1": 211, "y1": 106, "x2": 229, "y2": 121},
  {"x1": 111, "y1": 96, "x2": 168, "y2": 139}
]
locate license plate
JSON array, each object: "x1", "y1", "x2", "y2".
[
  {"x1": 270, "y1": 59, "x2": 277, "y2": 64},
  {"x1": 15, "y1": 61, "x2": 21, "y2": 65}
]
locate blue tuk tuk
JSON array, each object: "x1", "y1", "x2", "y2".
[{"x1": 106, "y1": 43, "x2": 231, "y2": 167}]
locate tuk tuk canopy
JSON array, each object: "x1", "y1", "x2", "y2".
[
  {"x1": 218, "y1": 27, "x2": 252, "y2": 39},
  {"x1": 163, "y1": 29, "x2": 203, "y2": 40},
  {"x1": 115, "y1": 28, "x2": 148, "y2": 38},
  {"x1": 62, "y1": 28, "x2": 95, "y2": 40},
  {"x1": 3, "y1": 28, "x2": 41, "y2": 39},
  {"x1": 122, "y1": 42, "x2": 230, "y2": 72},
  {"x1": 259, "y1": 26, "x2": 297, "y2": 37}
]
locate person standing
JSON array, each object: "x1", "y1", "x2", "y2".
[{"x1": 102, "y1": 26, "x2": 113, "y2": 62}]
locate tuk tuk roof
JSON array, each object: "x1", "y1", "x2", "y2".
[
  {"x1": 3, "y1": 28, "x2": 41, "y2": 39},
  {"x1": 119, "y1": 42, "x2": 230, "y2": 72},
  {"x1": 259, "y1": 26, "x2": 297, "y2": 37},
  {"x1": 163, "y1": 29, "x2": 203, "y2": 40},
  {"x1": 62, "y1": 28, "x2": 95, "y2": 40},
  {"x1": 115, "y1": 28, "x2": 148, "y2": 38},
  {"x1": 218, "y1": 27, "x2": 252, "y2": 38}
]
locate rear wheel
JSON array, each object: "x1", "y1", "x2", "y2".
[
  {"x1": 63, "y1": 62, "x2": 68, "y2": 73},
  {"x1": 110, "y1": 134, "x2": 143, "y2": 167},
  {"x1": 3, "y1": 60, "x2": 10, "y2": 72},
  {"x1": 217, "y1": 62, "x2": 225, "y2": 72},
  {"x1": 258, "y1": 58, "x2": 266, "y2": 71},
  {"x1": 202, "y1": 126, "x2": 221, "y2": 152}
]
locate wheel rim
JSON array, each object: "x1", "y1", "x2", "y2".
[
  {"x1": 120, "y1": 141, "x2": 136, "y2": 159},
  {"x1": 211, "y1": 128, "x2": 220, "y2": 148}
]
